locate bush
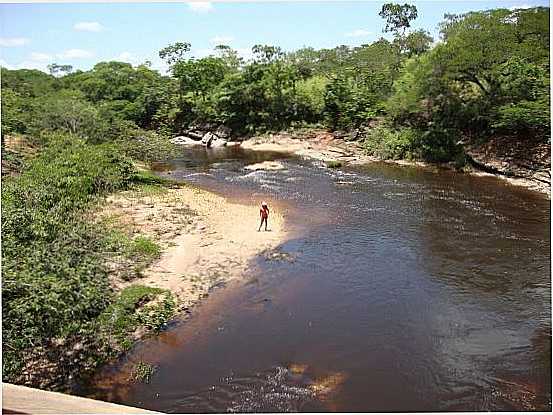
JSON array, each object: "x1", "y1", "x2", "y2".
[
  {"x1": 98, "y1": 285, "x2": 175, "y2": 348},
  {"x1": 2, "y1": 135, "x2": 134, "y2": 243},
  {"x1": 415, "y1": 125, "x2": 463, "y2": 162},
  {"x1": 29, "y1": 91, "x2": 111, "y2": 143},
  {"x1": 364, "y1": 124, "x2": 463, "y2": 162},
  {"x1": 129, "y1": 361, "x2": 157, "y2": 383},
  {"x1": 364, "y1": 125, "x2": 418, "y2": 160},
  {"x1": 2, "y1": 135, "x2": 135, "y2": 385},
  {"x1": 493, "y1": 99, "x2": 551, "y2": 137},
  {"x1": 116, "y1": 129, "x2": 180, "y2": 162}
]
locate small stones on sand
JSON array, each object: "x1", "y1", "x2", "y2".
[{"x1": 263, "y1": 249, "x2": 295, "y2": 262}]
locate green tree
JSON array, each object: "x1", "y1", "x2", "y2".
[
  {"x1": 159, "y1": 42, "x2": 191, "y2": 66},
  {"x1": 379, "y1": 3, "x2": 418, "y2": 35}
]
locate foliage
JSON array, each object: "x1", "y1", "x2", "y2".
[
  {"x1": 98, "y1": 285, "x2": 175, "y2": 348},
  {"x1": 159, "y1": 42, "x2": 191, "y2": 66},
  {"x1": 47, "y1": 63, "x2": 73, "y2": 77},
  {"x1": 2, "y1": 89, "x2": 31, "y2": 135},
  {"x1": 1, "y1": 135, "x2": 176, "y2": 387},
  {"x1": 384, "y1": 6, "x2": 550, "y2": 157},
  {"x1": 380, "y1": 3, "x2": 418, "y2": 35},
  {"x1": 2, "y1": 136, "x2": 135, "y2": 382},
  {"x1": 326, "y1": 160, "x2": 343, "y2": 168},
  {"x1": 116, "y1": 128, "x2": 180, "y2": 162},
  {"x1": 364, "y1": 125, "x2": 418, "y2": 160},
  {"x1": 4, "y1": 4, "x2": 545, "y2": 157},
  {"x1": 129, "y1": 361, "x2": 156, "y2": 383}
]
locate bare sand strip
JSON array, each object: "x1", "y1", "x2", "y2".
[{"x1": 102, "y1": 184, "x2": 288, "y2": 309}]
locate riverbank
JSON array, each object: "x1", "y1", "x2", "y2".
[
  {"x1": 101, "y1": 182, "x2": 289, "y2": 312},
  {"x1": 240, "y1": 130, "x2": 550, "y2": 196}
]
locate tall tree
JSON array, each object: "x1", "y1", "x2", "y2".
[
  {"x1": 379, "y1": 3, "x2": 418, "y2": 36},
  {"x1": 159, "y1": 42, "x2": 191, "y2": 66}
]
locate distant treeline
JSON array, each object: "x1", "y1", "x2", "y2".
[{"x1": 2, "y1": 4, "x2": 549, "y2": 162}]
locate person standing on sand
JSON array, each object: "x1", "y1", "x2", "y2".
[{"x1": 258, "y1": 201, "x2": 269, "y2": 231}]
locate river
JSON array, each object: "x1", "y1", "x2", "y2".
[{"x1": 83, "y1": 146, "x2": 551, "y2": 412}]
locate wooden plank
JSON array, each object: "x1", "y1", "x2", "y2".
[{"x1": 2, "y1": 383, "x2": 161, "y2": 414}]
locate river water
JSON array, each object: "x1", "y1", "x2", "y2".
[{"x1": 85, "y1": 146, "x2": 551, "y2": 412}]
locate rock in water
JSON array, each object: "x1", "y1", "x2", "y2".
[
  {"x1": 210, "y1": 138, "x2": 227, "y2": 148},
  {"x1": 215, "y1": 125, "x2": 232, "y2": 139},
  {"x1": 171, "y1": 136, "x2": 202, "y2": 146},
  {"x1": 202, "y1": 132, "x2": 216, "y2": 147}
]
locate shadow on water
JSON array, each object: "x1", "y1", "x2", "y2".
[{"x1": 83, "y1": 147, "x2": 551, "y2": 412}]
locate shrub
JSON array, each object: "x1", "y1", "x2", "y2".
[
  {"x1": 415, "y1": 125, "x2": 463, "y2": 162},
  {"x1": 131, "y1": 236, "x2": 162, "y2": 258},
  {"x1": 326, "y1": 160, "x2": 343, "y2": 168},
  {"x1": 364, "y1": 124, "x2": 463, "y2": 162},
  {"x1": 364, "y1": 125, "x2": 418, "y2": 160},
  {"x1": 493, "y1": 99, "x2": 551, "y2": 137},
  {"x1": 116, "y1": 129, "x2": 180, "y2": 163},
  {"x1": 2, "y1": 135, "x2": 136, "y2": 385},
  {"x1": 99, "y1": 285, "x2": 175, "y2": 349},
  {"x1": 129, "y1": 361, "x2": 156, "y2": 383}
]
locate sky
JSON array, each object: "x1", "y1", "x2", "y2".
[{"x1": 0, "y1": 0, "x2": 549, "y2": 74}]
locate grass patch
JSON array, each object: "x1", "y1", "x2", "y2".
[
  {"x1": 326, "y1": 160, "x2": 343, "y2": 168},
  {"x1": 129, "y1": 361, "x2": 156, "y2": 384},
  {"x1": 98, "y1": 285, "x2": 176, "y2": 350},
  {"x1": 102, "y1": 229, "x2": 162, "y2": 281},
  {"x1": 129, "y1": 170, "x2": 175, "y2": 196},
  {"x1": 131, "y1": 169, "x2": 173, "y2": 186},
  {"x1": 130, "y1": 236, "x2": 162, "y2": 258}
]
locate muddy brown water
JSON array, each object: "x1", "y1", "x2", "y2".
[{"x1": 82, "y1": 146, "x2": 551, "y2": 412}]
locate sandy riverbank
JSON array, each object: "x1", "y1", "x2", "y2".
[{"x1": 102, "y1": 184, "x2": 289, "y2": 310}]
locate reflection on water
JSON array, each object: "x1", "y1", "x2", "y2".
[{"x1": 83, "y1": 146, "x2": 551, "y2": 412}]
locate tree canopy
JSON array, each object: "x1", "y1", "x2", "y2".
[{"x1": 1, "y1": 4, "x2": 549, "y2": 160}]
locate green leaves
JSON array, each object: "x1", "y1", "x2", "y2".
[
  {"x1": 2, "y1": 136, "x2": 137, "y2": 384},
  {"x1": 379, "y1": 3, "x2": 418, "y2": 35},
  {"x1": 159, "y1": 42, "x2": 191, "y2": 66},
  {"x1": 386, "y1": 6, "x2": 550, "y2": 146}
]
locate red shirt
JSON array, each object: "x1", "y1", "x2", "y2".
[{"x1": 260, "y1": 207, "x2": 269, "y2": 219}]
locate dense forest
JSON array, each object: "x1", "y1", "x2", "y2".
[{"x1": 1, "y1": 4, "x2": 550, "y2": 390}]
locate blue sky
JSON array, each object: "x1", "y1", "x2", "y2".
[{"x1": 0, "y1": 1, "x2": 549, "y2": 74}]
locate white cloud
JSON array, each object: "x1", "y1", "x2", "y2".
[
  {"x1": 118, "y1": 51, "x2": 135, "y2": 62},
  {"x1": 74, "y1": 21, "x2": 105, "y2": 32},
  {"x1": 0, "y1": 58, "x2": 48, "y2": 72},
  {"x1": 0, "y1": 59, "x2": 14, "y2": 69},
  {"x1": 345, "y1": 29, "x2": 374, "y2": 38},
  {"x1": 235, "y1": 47, "x2": 254, "y2": 62},
  {"x1": 508, "y1": 4, "x2": 533, "y2": 10},
  {"x1": 188, "y1": 2, "x2": 213, "y2": 13},
  {"x1": 30, "y1": 52, "x2": 52, "y2": 62},
  {"x1": 149, "y1": 57, "x2": 170, "y2": 75},
  {"x1": 191, "y1": 48, "x2": 214, "y2": 58},
  {"x1": 210, "y1": 35, "x2": 234, "y2": 44},
  {"x1": 0, "y1": 37, "x2": 30, "y2": 47},
  {"x1": 56, "y1": 49, "x2": 94, "y2": 59}
]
